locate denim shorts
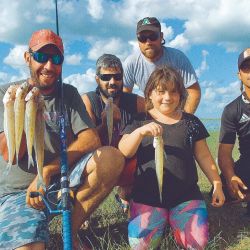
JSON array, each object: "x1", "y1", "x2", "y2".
[{"x1": 0, "y1": 152, "x2": 93, "y2": 249}]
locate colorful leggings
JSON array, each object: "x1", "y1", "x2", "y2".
[{"x1": 128, "y1": 200, "x2": 208, "y2": 250}]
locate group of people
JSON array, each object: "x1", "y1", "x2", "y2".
[{"x1": 0, "y1": 16, "x2": 249, "y2": 250}]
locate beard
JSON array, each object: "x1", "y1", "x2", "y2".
[
  {"x1": 98, "y1": 83, "x2": 123, "y2": 99},
  {"x1": 29, "y1": 67, "x2": 58, "y2": 91},
  {"x1": 141, "y1": 45, "x2": 162, "y2": 60}
]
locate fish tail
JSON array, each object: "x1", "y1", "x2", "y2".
[
  {"x1": 16, "y1": 155, "x2": 19, "y2": 165},
  {"x1": 28, "y1": 155, "x2": 34, "y2": 169},
  {"x1": 36, "y1": 175, "x2": 46, "y2": 191},
  {"x1": 159, "y1": 192, "x2": 162, "y2": 203},
  {"x1": 3, "y1": 162, "x2": 12, "y2": 176}
]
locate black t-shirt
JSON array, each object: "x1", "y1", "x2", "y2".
[
  {"x1": 122, "y1": 112, "x2": 209, "y2": 208},
  {"x1": 86, "y1": 90, "x2": 138, "y2": 146},
  {"x1": 220, "y1": 94, "x2": 250, "y2": 159}
]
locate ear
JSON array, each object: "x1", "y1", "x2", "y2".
[
  {"x1": 24, "y1": 51, "x2": 31, "y2": 66},
  {"x1": 149, "y1": 91, "x2": 153, "y2": 100},
  {"x1": 238, "y1": 71, "x2": 242, "y2": 81},
  {"x1": 95, "y1": 75, "x2": 100, "y2": 84},
  {"x1": 160, "y1": 32, "x2": 163, "y2": 39}
]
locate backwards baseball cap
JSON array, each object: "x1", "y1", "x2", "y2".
[
  {"x1": 29, "y1": 29, "x2": 64, "y2": 55},
  {"x1": 137, "y1": 17, "x2": 161, "y2": 34},
  {"x1": 238, "y1": 48, "x2": 250, "y2": 69}
]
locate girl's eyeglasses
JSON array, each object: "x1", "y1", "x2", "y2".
[{"x1": 29, "y1": 50, "x2": 64, "y2": 65}]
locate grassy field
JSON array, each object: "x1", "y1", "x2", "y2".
[{"x1": 48, "y1": 131, "x2": 250, "y2": 250}]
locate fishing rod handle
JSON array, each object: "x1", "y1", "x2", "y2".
[{"x1": 62, "y1": 210, "x2": 73, "y2": 250}]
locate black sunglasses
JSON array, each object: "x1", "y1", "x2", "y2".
[
  {"x1": 137, "y1": 33, "x2": 160, "y2": 43},
  {"x1": 29, "y1": 50, "x2": 64, "y2": 65},
  {"x1": 98, "y1": 73, "x2": 123, "y2": 81}
]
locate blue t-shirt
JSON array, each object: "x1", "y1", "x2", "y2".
[{"x1": 123, "y1": 46, "x2": 198, "y2": 92}]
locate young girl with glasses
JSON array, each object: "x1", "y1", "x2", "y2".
[{"x1": 118, "y1": 65, "x2": 225, "y2": 250}]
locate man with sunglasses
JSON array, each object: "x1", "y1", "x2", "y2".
[
  {"x1": 82, "y1": 54, "x2": 145, "y2": 213},
  {"x1": 0, "y1": 30, "x2": 124, "y2": 250},
  {"x1": 216, "y1": 48, "x2": 250, "y2": 216},
  {"x1": 123, "y1": 17, "x2": 201, "y2": 114}
]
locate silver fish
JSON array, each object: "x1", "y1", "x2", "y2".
[
  {"x1": 153, "y1": 136, "x2": 164, "y2": 203},
  {"x1": 25, "y1": 87, "x2": 40, "y2": 169},
  {"x1": 3, "y1": 85, "x2": 17, "y2": 175},
  {"x1": 14, "y1": 82, "x2": 29, "y2": 164},
  {"x1": 106, "y1": 97, "x2": 113, "y2": 145},
  {"x1": 34, "y1": 96, "x2": 46, "y2": 190}
]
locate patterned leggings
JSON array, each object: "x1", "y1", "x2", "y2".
[{"x1": 128, "y1": 200, "x2": 208, "y2": 250}]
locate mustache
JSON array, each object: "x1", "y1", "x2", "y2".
[
  {"x1": 40, "y1": 69, "x2": 55, "y2": 75},
  {"x1": 108, "y1": 84, "x2": 118, "y2": 89}
]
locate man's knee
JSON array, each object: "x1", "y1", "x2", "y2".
[{"x1": 90, "y1": 146, "x2": 125, "y2": 184}]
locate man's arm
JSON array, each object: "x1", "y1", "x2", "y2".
[
  {"x1": 123, "y1": 86, "x2": 133, "y2": 93},
  {"x1": 82, "y1": 94, "x2": 108, "y2": 145},
  {"x1": 183, "y1": 82, "x2": 201, "y2": 114},
  {"x1": 43, "y1": 128, "x2": 101, "y2": 178},
  {"x1": 81, "y1": 94, "x2": 97, "y2": 124},
  {"x1": 26, "y1": 127, "x2": 101, "y2": 209},
  {"x1": 218, "y1": 143, "x2": 247, "y2": 200}
]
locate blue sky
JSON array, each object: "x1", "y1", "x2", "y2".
[{"x1": 0, "y1": 0, "x2": 250, "y2": 118}]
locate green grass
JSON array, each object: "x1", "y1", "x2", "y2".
[{"x1": 48, "y1": 131, "x2": 250, "y2": 250}]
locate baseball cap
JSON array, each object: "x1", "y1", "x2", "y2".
[
  {"x1": 29, "y1": 29, "x2": 64, "y2": 55},
  {"x1": 238, "y1": 48, "x2": 250, "y2": 69},
  {"x1": 136, "y1": 17, "x2": 161, "y2": 34}
]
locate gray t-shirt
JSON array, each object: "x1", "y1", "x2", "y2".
[
  {"x1": 0, "y1": 80, "x2": 94, "y2": 197},
  {"x1": 123, "y1": 46, "x2": 198, "y2": 92}
]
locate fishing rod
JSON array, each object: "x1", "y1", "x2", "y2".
[
  {"x1": 30, "y1": 1, "x2": 73, "y2": 249},
  {"x1": 55, "y1": 0, "x2": 73, "y2": 249}
]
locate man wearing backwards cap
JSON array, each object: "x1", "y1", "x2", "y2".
[
  {"x1": 123, "y1": 17, "x2": 201, "y2": 114},
  {"x1": 217, "y1": 48, "x2": 250, "y2": 215},
  {"x1": 0, "y1": 29, "x2": 124, "y2": 249}
]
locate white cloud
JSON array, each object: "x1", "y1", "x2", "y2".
[
  {"x1": 87, "y1": 0, "x2": 104, "y2": 20},
  {"x1": 203, "y1": 88, "x2": 216, "y2": 101},
  {"x1": 64, "y1": 68, "x2": 97, "y2": 95},
  {"x1": 87, "y1": 38, "x2": 130, "y2": 61},
  {"x1": 35, "y1": 15, "x2": 51, "y2": 24},
  {"x1": 3, "y1": 45, "x2": 27, "y2": 69},
  {"x1": 167, "y1": 34, "x2": 190, "y2": 51},
  {"x1": 196, "y1": 50, "x2": 209, "y2": 77},
  {"x1": 198, "y1": 80, "x2": 241, "y2": 117},
  {"x1": 0, "y1": 72, "x2": 9, "y2": 83},
  {"x1": 65, "y1": 54, "x2": 83, "y2": 65},
  {"x1": 0, "y1": 0, "x2": 250, "y2": 118},
  {"x1": 161, "y1": 23, "x2": 174, "y2": 42},
  {"x1": 0, "y1": 0, "x2": 249, "y2": 52},
  {"x1": 0, "y1": 70, "x2": 29, "y2": 85},
  {"x1": 1, "y1": 45, "x2": 29, "y2": 85}
]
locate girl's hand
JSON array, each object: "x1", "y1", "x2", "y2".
[
  {"x1": 138, "y1": 122, "x2": 163, "y2": 137},
  {"x1": 211, "y1": 182, "x2": 225, "y2": 207}
]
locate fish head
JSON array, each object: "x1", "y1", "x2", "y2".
[
  {"x1": 153, "y1": 136, "x2": 163, "y2": 148},
  {"x1": 25, "y1": 87, "x2": 40, "y2": 102},
  {"x1": 16, "y1": 82, "x2": 29, "y2": 99},
  {"x1": 3, "y1": 85, "x2": 17, "y2": 104}
]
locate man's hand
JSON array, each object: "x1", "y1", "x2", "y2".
[
  {"x1": 227, "y1": 176, "x2": 248, "y2": 200},
  {"x1": 26, "y1": 173, "x2": 51, "y2": 210}
]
